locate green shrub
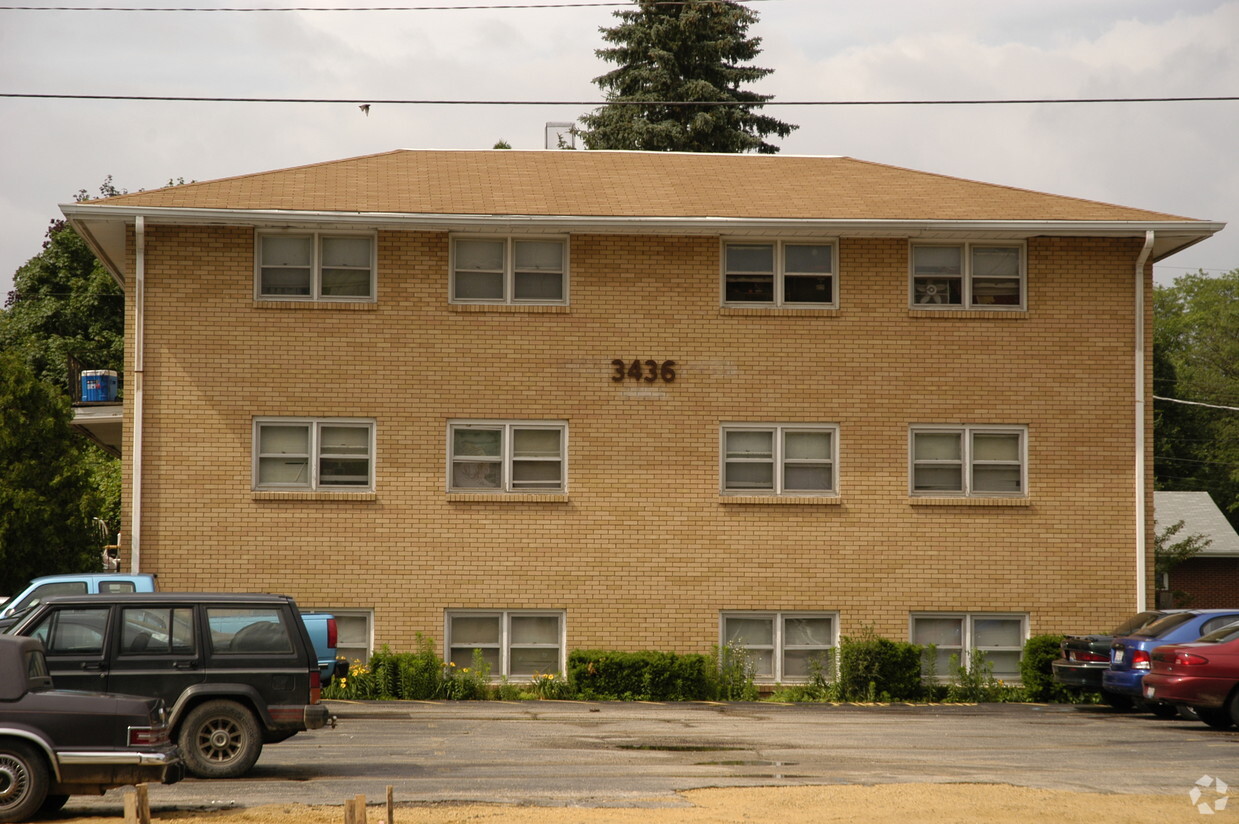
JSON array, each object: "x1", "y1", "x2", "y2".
[
  {"x1": 569, "y1": 649, "x2": 713, "y2": 700},
  {"x1": 441, "y1": 649, "x2": 490, "y2": 700},
  {"x1": 1020, "y1": 634, "x2": 1076, "y2": 703},
  {"x1": 836, "y1": 630, "x2": 924, "y2": 702},
  {"x1": 709, "y1": 642, "x2": 759, "y2": 701}
]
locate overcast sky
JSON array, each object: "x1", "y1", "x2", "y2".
[{"x1": 2, "y1": 0, "x2": 1237, "y2": 300}]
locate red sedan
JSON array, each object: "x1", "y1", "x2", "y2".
[{"x1": 1143, "y1": 622, "x2": 1239, "y2": 729}]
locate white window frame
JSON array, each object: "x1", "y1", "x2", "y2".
[
  {"x1": 910, "y1": 612, "x2": 1028, "y2": 681},
  {"x1": 909, "y1": 241, "x2": 1025, "y2": 310},
  {"x1": 448, "y1": 420, "x2": 567, "y2": 494},
  {"x1": 450, "y1": 235, "x2": 569, "y2": 305},
  {"x1": 909, "y1": 425, "x2": 1026, "y2": 498},
  {"x1": 721, "y1": 423, "x2": 838, "y2": 496},
  {"x1": 445, "y1": 610, "x2": 566, "y2": 679},
  {"x1": 722, "y1": 239, "x2": 837, "y2": 308},
  {"x1": 253, "y1": 417, "x2": 376, "y2": 492},
  {"x1": 307, "y1": 608, "x2": 373, "y2": 666},
  {"x1": 255, "y1": 231, "x2": 376, "y2": 302},
  {"x1": 720, "y1": 611, "x2": 838, "y2": 683}
]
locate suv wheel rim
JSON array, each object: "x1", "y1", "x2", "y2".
[
  {"x1": 197, "y1": 718, "x2": 243, "y2": 762},
  {"x1": 0, "y1": 756, "x2": 29, "y2": 805}
]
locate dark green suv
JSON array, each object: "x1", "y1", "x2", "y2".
[{"x1": 7, "y1": 593, "x2": 333, "y2": 779}]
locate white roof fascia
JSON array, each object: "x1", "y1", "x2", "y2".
[{"x1": 61, "y1": 203, "x2": 1224, "y2": 238}]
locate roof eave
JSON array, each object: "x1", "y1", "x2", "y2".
[{"x1": 61, "y1": 203, "x2": 1224, "y2": 288}]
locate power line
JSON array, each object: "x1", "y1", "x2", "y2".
[
  {"x1": 2, "y1": 92, "x2": 1235, "y2": 106},
  {"x1": 1, "y1": 1, "x2": 779, "y2": 10},
  {"x1": 1149, "y1": 396, "x2": 1239, "y2": 411}
]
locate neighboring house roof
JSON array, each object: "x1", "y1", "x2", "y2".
[
  {"x1": 1155, "y1": 491, "x2": 1239, "y2": 558},
  {"x1": 62, "y1": 149, "x2": 1224, "y2": 284}
]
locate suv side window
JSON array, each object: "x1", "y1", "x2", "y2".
[
  {"x1": 207, "y1": 608, "x2": 294, "y2": 655},
  {"x1": 120, "y1": 607, "x2": 194, "y2": 655},
  {"x1": 99, "y1": 581, "x2": 138, "y2": 595},
  {"x1": 30, "y1": 608, "x2": 109, "y2": 655}
]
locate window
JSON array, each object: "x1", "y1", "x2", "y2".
[
  {"x1": 910, "y1": 426, "x2": 1025, "y2": 497},
  {"x1": 722, "y1": 424, "x2": 837, "y2": 495},
  {"x1": 721, "y1": 612, "x2": 836, "y2": 682},
  {"x1": 723, "y1": 241, "x2": 835, "y2": 307},
  {"x1": 257, "y1": 233, "x2": 375, "y2": 301},
  {"x1": 207, "y1": 608, "x2": 294, "y2": 655},
  {"x1": 910, "y1": 243, "x2": 1023, "y2": 309},
  {"x1": 310, "y1": 609, "x2": 372, "y2": 665},
  {"x1": 449, "y1": 421, "x2": 566, "y2": 493},
  {"x1": 5, "y1": 581, "x2": 86, "y2": 616},
  {"x1": 29, "y1": 608, "x2": 109, "y2": 655},
  {"x1": 452, "y1": 237, "x2": 567, "y2": 304},
  {"x1": 446, "y1": 611, "x2": 564, "y2": 678},
  {"x1": 911, "y1": 613, "x2": 1026, "y2": 681},
  {"x1": 254, "y1": 418, "x2": 375, "y2": 492},
  {"x1": 120, "y1": 607, "x2": 194, "y2": 655}
]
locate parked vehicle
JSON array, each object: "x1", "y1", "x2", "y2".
[
  {"x1": 0, "y1": 575, "x2": 344, "y2": 685},
  {"x1": 1051, "y1": 610, "x2": 1180, "y2": 708},
  {"x1": 6, "y1": 592, "x2": 334, "y2": 779},
  {"x1": 1103, "y1": 609, "x2": 1239, "y2": 716},
  {"x1": 0, "y1": 574, "x2": 156, "y2": 626},
  {"x1": 1142, "y1": 622, "x2": 1239, "y2": 729},
  {"x1": 0, "y1": 634, "x2": 182, "y2": 822}
]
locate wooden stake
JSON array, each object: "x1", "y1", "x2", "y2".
[
  {"x1": 386, "y1": 786, "x2": 394, "y2": 824},
  {"x1": 123, "y1": 790, "x2": 137, "y2": 824},
  {"x1": 136, "y1": 783, "x2": 151, "y2": 824}
]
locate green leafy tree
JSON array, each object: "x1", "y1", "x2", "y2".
[
  {"x1": 578, "y1": 0, "x2": 796, "y2": 154},
  {"x1": 1154, "y1": 519, "x2": 1211, "y2": 580},
  {"x1": 1154, "y1": 269, "x2": 1239, "y2": 527},
  {"x1": 1, "y1": 214, "x2": 124, "y2": 388},
  {"x1": 0, "y1": 351, "x2": 102, "y2": 591}
]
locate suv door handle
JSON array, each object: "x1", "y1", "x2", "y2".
[
  {"x1": 173, "y1": 661, "x2": 200, "y2": 670},
  {"x1": 81, "y1": 661, "x2": 108, "y2": 672}
]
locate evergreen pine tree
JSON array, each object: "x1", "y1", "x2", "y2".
[{"x1": 578, "y1": 0, "x2": 796, "y2": 154}]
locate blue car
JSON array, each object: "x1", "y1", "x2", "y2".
[{"x1": 1104, "y1": 609, "x2": 1239, "y2": 713}]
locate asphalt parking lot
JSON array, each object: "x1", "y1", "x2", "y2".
[{"x1": 62, "y1": 700, "x2": 1239, "y2": 814}]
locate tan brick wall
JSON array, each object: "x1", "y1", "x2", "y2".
[{"x1": 118, "y1": 227, "x2": 1156, "y2": 655}]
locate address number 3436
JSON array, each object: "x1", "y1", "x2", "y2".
[{"x1": 611, "y1": 359, "x2": 676, "y2": 383}]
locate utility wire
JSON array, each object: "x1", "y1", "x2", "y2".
[
  {"x1": 1, "y1": 1, "x2": 781, "y2": 10},
  {"x1": 1154, "y1": 395, "x2": 1239, "y2": 412},
  {"x1": 2, "y1": 92, "x2": 1235, "y2": 106}
]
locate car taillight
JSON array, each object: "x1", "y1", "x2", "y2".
[
  {"x1": 327, "y1": 617, "x2": 338, "y2": 651},
  {"x1": 1174, "y1": 652, "x2": 1210, "y2": 666},
  {"x1": 310, "y1": 668, "x2": 321, "y2": 704},
  {"x1": 1069, "y1": 650, "x2": 1109, "y2": 663},
  {"x1": 129, "y1": 726, "x2": 170, "y2": 747},
  {"x1": 1132, "y1": 650, "x2": 1152, "y2": 670}
]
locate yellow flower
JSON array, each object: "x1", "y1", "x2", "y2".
[{"x1": 449, "y1": 662, "x2": 456, "y2": 667}]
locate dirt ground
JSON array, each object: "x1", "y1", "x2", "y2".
[{"x1": 59, "y1": 784, "x2": 1218, "y2": 824}]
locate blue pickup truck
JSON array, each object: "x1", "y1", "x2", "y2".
[{"x1": 1, "y1": 574, "x2": 345, "y2": 685}]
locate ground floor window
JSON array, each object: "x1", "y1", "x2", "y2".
[
  {"x1": 910, "y1": 613, "x2": 1027, "y2": 681},
  {"x1": 307, "y1": 608, "x2": 372, "y2": 665},
  {"x1": 721, "y1": 612, "x2": 837, "y2": 682},
  {"x1": 446, "y1": 610, "x2": 565, "y2": 678}
]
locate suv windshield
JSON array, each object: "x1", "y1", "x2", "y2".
[{"x1": 1134, "y1": 612, "x2": 1197, "y2": 638}]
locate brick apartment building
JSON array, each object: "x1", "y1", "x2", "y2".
[{"x1": 64, "y1": 150, "x2": 1223, "y2": 682}]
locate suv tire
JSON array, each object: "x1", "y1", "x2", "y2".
[
  {"x1": 179, "y1": 701, "x2": 262, "y2": 779},
  {"x1": 0, "y1": 741, "x2": 48, "y2": 823}
]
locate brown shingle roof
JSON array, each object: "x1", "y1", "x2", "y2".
[{"x1": 94, "y1": 149, "x2": 1194, "y2": 223}]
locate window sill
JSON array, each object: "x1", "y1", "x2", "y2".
[
  {"x1": 254, "y1": 300, "x2": 377, "y2": 311},
  {"x1": 447, "y1": 493, "x2": 569, "y2": 503},
  {"x1": 252, "y1": 491, "x2": 376, "y2": 501},
  {"x1": 907, "y1": 309, "x2": 1027, "y2": 319},
  {"x1": 449, "y1": 304, "x2": 570, "y2": 314},
  {"x1": 720, "y1": 496, "x2": 842, "y2": 505},
  {"x1": 720, "y1": 307, "x2": 839, "y2": 318},
  {"x1": 908, "y1": 497, "x2": 1030, "y2": 507}
]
